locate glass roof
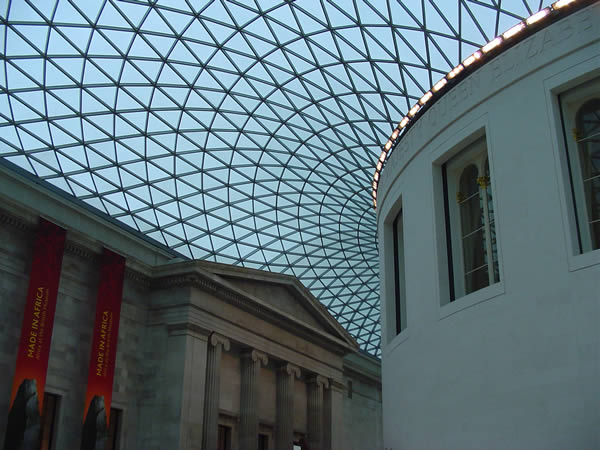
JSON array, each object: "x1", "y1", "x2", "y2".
[{"x1": 0, "y1": 0, "x2": 552, "y2": 356}]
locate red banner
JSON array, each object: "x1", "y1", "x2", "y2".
[
  {"x1": 4, "y1": 218, "x2": 66, "y2": 449},
  {"x1": 80, "y1": 248, "x2": 125, "y2": 450}
]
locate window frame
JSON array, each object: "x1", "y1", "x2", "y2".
[
  {"x1": 217, "y1": 424, "x2": 232, "y2": 450},
  {"x1": 382, "y1": 194, "x2": 409, "y2": 348},
  {"x1": 544, "y1": 60, "x2": 600, "y2": 272},
  {"x1": 392, "y1": 207, "x2": 407, "y2": 334},
  {"x1": 258, "y1": 433, "x2": 269, "y2": 450},
  {"x1": 558, "y1": 77, "x2": 600, "y2": 255},
  {"x1": 443, "y1": 136, "x2": 501, "y2": 301}
]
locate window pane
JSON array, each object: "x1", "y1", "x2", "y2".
[
  {"x1": 465, "y1": 265, "x2": 489, "y2": 293},
  {"x1": 591, "y1": 220, "x2": 600, "y2": 249},
  {"x1": 462, "y1": 228, "x2": 486, "y2": 275},
  {"x1": 489, "y1": 224, "x2": 500, "y2": 284},
  {"x1": 577, "y1": 99, "x2": 600, "y2": 179},
  {"x1": 218, "y1": 425, "x2": 231, "y2": 450},
  {"x1": 578, "y1": 137, "x2": 600, "y2": 180},
  {"x1": 484, "y1": 158, "x2": 499, "y2": 283},
  {"x1": 460, "y1": 194, "x2": 483, "y2": 236},
  {"x1": 393, "y1": 208, "x2": 406, "y2": 334},
  {"x1": 258, "y1": 434, "x2": 268, "y2": 450},
  {"x1": 585, "y1": 177, "x2": 600, "y2": 249},
  {"x1": 484, "y1": 159, "x2": 495, "y2": 223},
  {"x1": 460, "y1": 164, "x2": 479, "y2": 197},
  {"x1": 577, "y1": 98, "x2": 600, "y2": 250}
]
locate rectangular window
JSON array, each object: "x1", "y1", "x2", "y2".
[
  {"x1": 392, "y1": 208, "x2": 407, "y2": 333},
  {"x1": 40, "y1": 393, "x2": 59, "y2": 450},
  {"x1": 218, "y1": 425, "x2": 232, "y2": 450},
  {"x1": 106, "y1": 408, "x2": 122, "y2": 450},
  {"x1": 443, "y1": 136, "x2": 500, "y2": 300},
  {"x1": 258, "y1": 433, "x2": 269, "y2": 450},
  {"x1": 559, "y1": 77, "x2": 600, "y2": 253}
]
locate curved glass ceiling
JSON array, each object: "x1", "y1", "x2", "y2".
[{"x1": 0, "y1": 0, "x2": 552, "y2": 356}]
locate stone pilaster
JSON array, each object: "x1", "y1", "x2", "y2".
[
  {"x1": 201, "y1": 333, "x2": 230, "y2": 450},
  {"x1": 324, "y1": 379, "x2": 345, "y2": 450},
  {"x1": 307, "y1": 375, "x2": 329, "y2": 450},
  {"x1": 159, "y1": 324, "x2": 211, "y2": 450},
  {"x1": 276, "y1": 363, "x2": 301, "y2": 450},
  {"x1": 239, "y1": 349, "x2": 269, "y2": 450}
]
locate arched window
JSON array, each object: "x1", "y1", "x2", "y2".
[
  {"x1": 444, "y1": 137, "x2": 500, "y2": 299},
  {"x1": 560, "y1": 78, "x2": 600, "y2": 254}
]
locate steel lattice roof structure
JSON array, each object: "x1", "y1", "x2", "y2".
[{"x1": 0, "y1": 0, "x2": 554, "y2": 356}]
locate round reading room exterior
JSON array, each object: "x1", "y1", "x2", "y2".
[{"x1": 376, "y1": 1, "x2": 599, "y2": 448}]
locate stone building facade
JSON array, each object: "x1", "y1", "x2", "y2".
[{"x1": 0, "y1": 163, "x2": 382, "y2": 450}]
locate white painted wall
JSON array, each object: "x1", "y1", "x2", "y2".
[{"x1": 378, "y1": 4, "x2": 600, "y2": 449}]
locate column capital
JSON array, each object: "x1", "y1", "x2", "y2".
[
  {"x1": 278, "y1": 362, "x2": 301, "y2": 378},
  {"x1": 242, "y1": 349, "x2": 268, "y2": 366},
  {"x1": 208, "y1": 332, "x2": 230, "y2": 351},
  {"x1": 307, "y1": 374, "x2": 329, "y2": 389}
]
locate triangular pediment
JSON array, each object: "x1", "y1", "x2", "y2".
[
  {"x1": 193, "y1": 260, "x2": 358, "y2": 351},
  {"x1": 218, "y1": 275, "x2": 325, "y2": 331}
]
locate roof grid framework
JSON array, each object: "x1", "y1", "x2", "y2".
[{"x1": 0, "y1": 0, "x2": 553, "y2": 357}]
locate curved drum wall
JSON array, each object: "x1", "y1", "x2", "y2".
[{"x1": 377, "y1": 4, "x2": 600, "y2": 449}]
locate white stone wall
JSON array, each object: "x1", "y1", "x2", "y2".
[
  {"x1": 378, "y1": 4, "x2": 600, "y2": 449},
  {"x1": 342, "y1": 353, "x2": 383, "y2": 450}
]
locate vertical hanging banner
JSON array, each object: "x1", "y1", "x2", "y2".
[
  {"x1": 80, "y1": 248, "x2": 125, "y2": 450},
  {"x1": 4, "y1": 218, "x2": 66, "y2": 450}
]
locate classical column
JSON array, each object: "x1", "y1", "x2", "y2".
[
  {"x1": 275, "y1": 363, "x2": 301, "y2": 450},
  {"x1": 201, "y1": 333, "x2": 230, "y2": 450},
  {"x1": 239, "y1": 349, "x2": 269, "y2": 450},
  {"x1": 307, "y1": 375, "x2": 329, "y2": 450}
]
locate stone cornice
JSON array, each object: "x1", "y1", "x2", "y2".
[
  {"x1": 0, "y1": 208, "x2": 156, "y2": 289},
  {"x1": 124, "y1": 266, "x2": 152, "y2": 287},
  {"x1": 167, "y1": 322, "x2": 212, "y2": 339},
  {"x1": 64, "y1": 241, "x2": 99, "y2": 263},
  {"x1": 343, "y1": 359, "x2": 382, "y2": 388},
  {"x1": 0, "y1": 210, "x2": 34, "y2": 233}
]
